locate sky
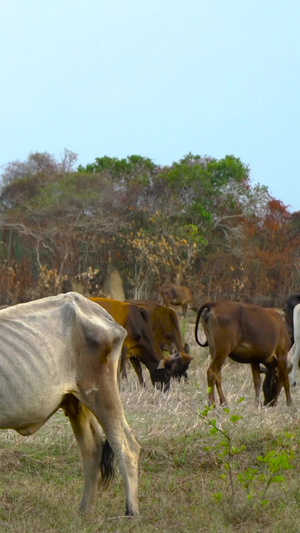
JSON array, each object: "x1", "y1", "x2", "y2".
[{"x1": 1, "y1": 1, "x2": 300, "y2": 212}]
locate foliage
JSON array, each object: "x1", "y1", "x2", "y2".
[
  {"x1": 0, "y1": 150, "x2": 299, "y2": 305},
  {"x1": 1, "y1": 149, "x2": 78, "y2": 185},
  {"x1": 33, "y1": 266, "x2": 67, "y2": 298},
  {"x1": 197, "y1": 397, "x2": 296, "y2": 516}
]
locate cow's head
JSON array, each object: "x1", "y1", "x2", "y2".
[
  {"x1": 261, "y1": 362, "x2": 292, "y2": 406},
  {"x1": 157, "y1": 351, "x2": 193, "y2": 383},
  {"x1": 150, "y1": 367, "x2": 172, "y2": 391}
]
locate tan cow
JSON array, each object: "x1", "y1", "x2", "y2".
[
  {"x1": 89, "y1": 297, "x2": 188, "y2": 389},
  {"x1": 195, "y1": 300, "x2": 292, "y2": 407},
  {"x1": 160, "y1": 284, "x2": 192, "y2": 317},
  {"x1": 0, "y1": 292, "x2": 139, "y2": 516}
]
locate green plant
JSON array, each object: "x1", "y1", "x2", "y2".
[
  {"x1": 195, "y1": 390, "x2": 295, "y2": 515},
  {"x1": 237, "y1": 445, "x2": 294, "y2": 506}
]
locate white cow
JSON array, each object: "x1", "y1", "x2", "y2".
[
  {"x1": 0, "y1": 292, "x2": 140, "y2": 516},
  {"x1": 290, "y1": 303, "x2": 300, "y2": 387}
]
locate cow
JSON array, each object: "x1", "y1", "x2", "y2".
[
  {"x1": 290, "y1": 303, "x2": 300, "y2": 386},
  {"x1": 89, "y1": 297, "x2": 188, "y2": 390},
  {"x1": 283, "y1": 292, "x2": 300, "y2": 344},
  {"x1": 160, "y1": 284, "x2": 192, "y2": 317},
  {"x1": 0, "y1": 292, "x2": 139, "y2": 516},
  {"x1": 194, "y1": 300, "x2": 292, "y2": 407},
  {"x1": 131, "y1": 300, "x2": 193, "y2": 379}
]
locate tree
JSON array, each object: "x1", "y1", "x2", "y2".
[
  {"x1": 0, "y1": 151, "x2": 298, "y2": 305},
  {"x1": 1, "y1": 149, "x2": 78, "y2": 186}
]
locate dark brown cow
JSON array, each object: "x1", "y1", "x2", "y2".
[
  {"x1": 195, "y1": 300, "x2": 292, "y2": 407},
  {"x1": 89, "y1": 297, "x2": 187, "y2": 390},
  {"x1": 0, "y1": 292, "x2": 139, "y2": 516},
  {"x1": 160, "y1": 284, "x2": 192, "y2": 317},
  {"x1": 131, "y1": 300, "x2": 193, "y2": 379},
  {"x1": 283, "y1": 292, "x2": 300, "y2": 344}
]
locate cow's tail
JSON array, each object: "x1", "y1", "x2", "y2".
[
  {"x1": 195, "y1": 302, "x2": 214, "y2": 347},
  {"x1": 100, "y1": 439, "x2": 115, "y2": 490}
]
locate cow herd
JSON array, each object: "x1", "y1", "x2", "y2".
[
  {"x1": 89, "y1": 296, "x2": 193, "y2": 390},
  {"x1": 0, "y1": 287, "x2": 299, "y2": 518}
]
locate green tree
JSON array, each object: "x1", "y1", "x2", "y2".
[{"x1": 0, "y1": 150, "x2": 298, "y2": 305}]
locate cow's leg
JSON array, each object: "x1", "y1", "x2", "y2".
[
  {"x1": 81, "y1": 378, "x2": 140, "y2": 517},
  {"x1": 129, "y1": 356, "x2": 146, "y2": 387},
  {"x1": 276, "y1": 357, "x2": 292, "y2": 406},
  {"x1": 182, "y1": 302, "x2": 188, "y2": 318},
  {"x1": 64, "y1": 398, "x2": 104, "y2": 514},
  {"x1": 250, "y1": 363, "x2": 262, "y2": 405},
  {"x1": 291, "y1": 344, "x2": 300, "y2": 386},
  {"x1": 120, "y1": 345, "x2": 128, "y2": 380},
  {"x1": 207, "y1": 352, "x2": 227, "y2": 406},
  {"x1": 214, "y1": 372, "x2": 227, "y2": 406},
  {"x1": 206, "y1": 365, "x2": 215, "y2": 405}
]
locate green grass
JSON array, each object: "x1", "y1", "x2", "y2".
[{"x1": 1, "y1": 313, "x2": 300, "y2": 532}]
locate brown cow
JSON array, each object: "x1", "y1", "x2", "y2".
[
  {"x1": 89, "y1": 297, "x2": 187, "y2": 390},
  {"x1": 0, "y1": 292, "x2": 139, "y2": 516},
  {"x1": 160, "y1": 284, "x2": 192, "y2": 317},
  {"x1": 195, "y1": 300, "x2": 292, "y2": 407},
  {"x1": 131, "y1": 300, "x2": 193, "y2": 379}
]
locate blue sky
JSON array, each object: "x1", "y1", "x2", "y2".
[{"x1": 1, "y1": 1, "x2": 299, "y2": 212}]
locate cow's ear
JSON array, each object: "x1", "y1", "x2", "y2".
[
  {"x1": 185, "y1": 355, "x2": 193, "y2": 363},
  {"x1": 157, "y1": 359, "x2": 166, "y2": 369},
  {"x1": 181, "y1": 354, "x2": 193, "y2": 365}
]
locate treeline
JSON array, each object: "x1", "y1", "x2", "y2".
[{"x1": 0, "y1": 149, "x2": 299, "y2": 307}]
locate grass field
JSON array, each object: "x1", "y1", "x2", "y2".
[{"x1": 1, "y1": 313, "x2": 300, "y2": 532}]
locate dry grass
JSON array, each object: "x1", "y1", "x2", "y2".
[{"x1": 1, "y1": 312, "x2": 300, "y2": 532}]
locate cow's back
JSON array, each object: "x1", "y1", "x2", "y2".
[
  {"x1": 89, "y1": 297, "x2": 162, "y2": 364},
  {"x1": 200, "y1": 300, "x2": 290, "y2": 357},
  {"x1": 161, "y1": 285, "x2": 191, "y2": 305},
  {"x1": 132, "y1": 300, "x2": 184, "y2": 350},
  {"x1": 0, "y1": 293, "x2": 126, "y2": 431},
  {"x1": 89, "y1": 297, "x2": 130, "y2": 329}
]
